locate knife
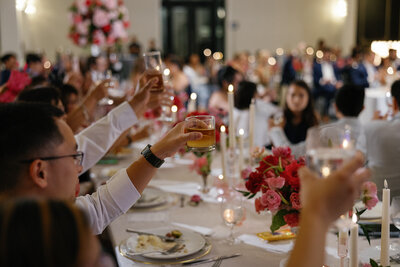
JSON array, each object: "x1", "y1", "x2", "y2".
[{"x1": 182, "y1": 253, "x2": 241, "y2": 266}]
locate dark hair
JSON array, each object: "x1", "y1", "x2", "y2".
[
  {"x1": 60, "y1": 84, "x2": 79, "y2": 113},
  {"x1": 335, "y1": 84, "x2": 365, "y2": 117},
  {"x1": 391, "y1": 79, "x2": 400, "y2": 107},
  {"x1": 0, "y1": 103, "x2": 64, "y2": 193},
  {"x1": 1, "y1": 53, "x2": 16, "y2": 64},
  {"x1": 235, "y1": 81, "x2": 257, "y2": 110},
  {"x1": 25, "y1": 75, "x2": 48, "y2": 89},
  {"x1": 217, "y1": 66, "x2": 239, "y2": 88},
  {"x1": 17, "y1": 87, "x2": 62, "y2": 107},
  {"x1": 284, "y1": 80, "x2": 318, "y2": 127},
  {"x1": 86, "y1": 56, "x2": 97, "y2": 70},
  {"x1": 167, "y1": 55, "x2": 184, "y2": 71},
  {"x1": 26, "y1": 53, "x2": 42, "y2": 65},
  {"x1": 0, "y1": 198, "x2": 91, "y2": 267}
]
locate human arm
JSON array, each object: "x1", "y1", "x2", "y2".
[{"x1": 287, "y1": 153, "x2": 370, "y2": 267}]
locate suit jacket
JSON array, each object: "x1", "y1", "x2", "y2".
[
  {"x1": 349, "y1": 63, "x2": 369, "y2": 88},
  {"x1": 313, "y1": 61, "x2": 341, "y2": 93}
]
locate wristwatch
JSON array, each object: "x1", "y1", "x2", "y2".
[{"x1": 141, "y1": 144, "x2": 164, "y2": 168}]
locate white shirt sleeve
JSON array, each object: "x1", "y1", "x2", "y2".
[
  {"x1": 269, "y1": 127, "x2": 306, "y2": 158},
  {"x1": 76, "y1": 101, "x2": 138, "y2": 173},
  {"x1": 75, "y1": 169, "x2": 141, "y2": 235}
]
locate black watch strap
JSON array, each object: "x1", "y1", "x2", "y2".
[{"x1": 141, "y1": 144, "x2": 165, "y2": 168}]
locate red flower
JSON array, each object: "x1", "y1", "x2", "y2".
[
  {"x1": 283, "y1": 212, "x2": 299, "y2": 227},
  {"x1": 102, "y1": 25, "x2": 111, "y2": 33},
  {"x1": 272, "y1": 146, "x2": 292, "y2": 159},
  {"x1": 257, "y1": 155, "x2": 279, "y2": 173},
  {"x1": 290, "y1": 192, "x2": 301, "y2": 210},
  {"x1": 245, "y1": 171, "x2": 265, "y2": 194},
  {"x1": 255, "y1": 197, "x2": 267, "y2": 213},
  {"x1": 281, "y1": 161, "x2": 303, "y2": 191},
  {"x1": 190, "y1": 194, "x2": 202, "y2": 203},
  {"x1": 85, "y1": 0, "x2": 92, "y2": 6},
  {"x1": 123, "y1": 21, "x2": 130, "y2": 28}
]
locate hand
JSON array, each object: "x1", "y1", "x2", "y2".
[
  {"x1": 151, "y1": 121, "x2": 203, "y2": 160},
  {"x1": 147, "y1": 89, "x2": 174, "y2": 110},
  {"x1": 268, "y1": 116, "x2": 285, "y2": 129},
  {"x1": 88, "y1": 79, "x2": 110, "y2": 101},
  {"x1": 128, "y1": 77, "x2": 158, "y2": 117},
  {"x1": 298, "y1": 152, "x2": 370, "y2": 226},
  {"x1": 372, "y1": 110, "x2": 388, "y2": 120}
]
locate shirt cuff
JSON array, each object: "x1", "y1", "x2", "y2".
[
  {"x1": 112, "y1": 101, "x2": 138, "y2": 130},
  {"x1": 107, "y1": 168, "x2": 141, "y2": 213}
]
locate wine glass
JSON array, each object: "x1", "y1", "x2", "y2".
[
  {"x1": 390, "y1": 196, "x2": 400, "y2": 249},
  {"x1": 185, "y1": 115, "x2": 216, "y2": 152},
  {"x1": 143, "y1": 51, "x2": 164, "y2": 93},
  {"x1": 221, "y1": 192, "x2": 245, "y2": 245}
]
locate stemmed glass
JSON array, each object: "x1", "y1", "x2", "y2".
[
  {"x1": 221, "y1": 192, "x2": 245, "y2": 245},
  {"x1": 390, "y1": 196, "x2": 400, "y2": 250},
  {"x1": 98, "y1": 70, "x2": 115, "y2": 106}
]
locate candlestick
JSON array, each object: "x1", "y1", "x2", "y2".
[
  {"x1": 249, "y1": 99, "x2": 255, "y2": 157},
  {"x1": 381, "y1": 179, "x2": 390, "y2": 266},
  {"x1": 220, "y1": 125, "x2": 227, "y2": 179},
  {"x1": 350, "y1": 214, "x2": 358, "y2": 267},
  {"x1": 171, "y1": 105, "x2": 178, "y2": 123},
  {"x1": 228, "y1": 84, "x2": 236, "y2": 149},
  {"x1": 238, "y1": 128, "x2": 244, "y2": 175},
  {"x1": 338, "y1": 229, "x2": 348, "y2": 258},
  {"x1": 188, "y1": 93, "x2": 197, "y2": 113}
]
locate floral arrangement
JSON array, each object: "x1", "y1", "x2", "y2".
[
  {"x1": 241, "y1": 147, "x2": 304, "y2": 232},
  {"x1": 190, "y1": 152, "x2": 212, "y2": 177},
  {"x1": 68, "y1": 0, "x2": 130, "y2": 47},
  {"x1": 189, "y1": 194, "x2": 202, "y2": 206}
]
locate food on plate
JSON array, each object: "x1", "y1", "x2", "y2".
[
  {"x1": 166, "y1": 230, "x2": 182, "y2": 239},
  {"x1": 135, "y1": 235, "x2": 176, "y2": 251}
]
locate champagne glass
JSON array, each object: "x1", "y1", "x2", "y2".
[
  {"x1": 143, "y1": 51, "x2": 164, "y2": 93},
  {"x1": 390, "y1": 196, "x2": 400, "y2": 249},
  {"x1": 98, "y1": 70, "x2": 115, "y2": 106},
  {"x1": 185, "y1": 115, "x2": 216, "y2": 152},
  {"x1": 221, "y1": 192, "x2": 245, "y2": 245}
]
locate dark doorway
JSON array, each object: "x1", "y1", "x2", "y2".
[{"x1": 162, "y1": 0, "x2": 225, "y2": 61}]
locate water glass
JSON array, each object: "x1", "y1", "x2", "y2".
[{"x1": 185, "y1": 115, "x2": 216, "y2": 152}]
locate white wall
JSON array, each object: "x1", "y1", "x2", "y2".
[
  {"x1": 225, "y1": 0, "x2": 357, "y2": 58},
  {"x1": 0, "y1": 0, "x2": 23, "y2": 62},
  {"x1": 2, "y1": 0, "x2": 357, "y2": 61}
]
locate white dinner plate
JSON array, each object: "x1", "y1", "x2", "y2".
[
  {"x1": 354, "y1": 201, "x2": 382, "y2": 220},
  {"x1": 125, "y1": 227, "x2": 206, "y2": 260},
  {"x1": 133, "y1": 187, "x2": 168, "y2": 209}
]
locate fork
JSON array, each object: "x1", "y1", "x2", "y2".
[
  {"x1": 127, "y1": 243, "x2": 182, "y2": 256},
  {"x1": 212, "y1": 257, "x2": 223, "y2": 267}
]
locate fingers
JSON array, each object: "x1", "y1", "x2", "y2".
[
  {"x1": 185, "y1": 118, "x2": 209, "y2": 129},
  {"x1": 298, "y1": 167, "x2": 318, "y2": 184},
  {"x1": 140, "y1": 77, "x2": 158, "y2": 93},
  {"x1": 334, "y1": 151, "x2": 364, "y2": 180},
  {"x1": 181, "y1": 132, "x2": 203, "y2": 142}
]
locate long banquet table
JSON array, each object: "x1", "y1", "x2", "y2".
[{"x1": 91, "y1": 140, "x2": 398, "y2": 267}]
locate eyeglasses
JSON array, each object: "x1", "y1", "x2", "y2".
[{"x1": 19, "y1": 151, "x2": 84, "y2": 167}]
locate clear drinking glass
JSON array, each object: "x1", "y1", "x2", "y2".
[
  {"x1": 221, "y1": 193, "x2": 245, "y2": 245},
  {"x1": 185, "y1": 115, "x2": 216, "y2": 152},
  {"x1": 143, "y1": 51, "x2": 165, "y2": 93},
  {"x1": 306, "y1": 125, "x2": 357, "y2": 229}
]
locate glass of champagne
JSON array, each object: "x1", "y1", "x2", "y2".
[
  {"x1": 143, "y1": 51, "x2": 164, "y2": 93},
  {"x1": 185, "y1": 115, "x2": 216, "y2": 152},
  {"x1": 221, "y1": 192, "x2": 245, "y2": 245},
  {"x1": 306, "y1": 125, "x2": 357, "y2": 228}
]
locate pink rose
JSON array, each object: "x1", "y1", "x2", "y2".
[
  {"x1": 93, "y1": 30, "x2": 106, "y2": 45},
  {"x1": 361, "y1": 181, "x2": 378, "y2": 210},
  {"x1": 255, "y1": 197, "x2": 267, "y2": 213},
  {"x1": 260, "y1": 190, "x2": 281, "y2": 212},
  {"x1": 102, "y1": 0, "x2": 117, "y2": 10},
  {"x1": 111, "y1": 20, "x2": 127, "y2": 38},
  {"x1": 76, "y1": 0, "x2": 88, "y2": 14},
  {"x1": 266, "y1": 176, "x2": 285, "y2": 190},
  {"x1": 93, "y1": 8, "x2": 110, "y2": 28},
  {"x1": 190, "y1": 157, "x2": 208, "y2": 175},
  {"x1": 362, "y1": 181, "x2": 377, "y2": 196},
  {"x1": 241, "y1": 166, "x2": 252, "y2": 180},
  {"x1": 290, "y1": 192, "x2": 301, "y2": 210},
  {"x1": 76, "y1": 20, "x2": 90, "y2": 35},
  {"x1": 364, "y1": 195, "x2": 379, "y2": 210},
  {"x1": 108, "y1": 10, "x2": 118, "y2": 20},
  {"x1": 78, "y1": 37, "x2": 88, "y2": 46}
]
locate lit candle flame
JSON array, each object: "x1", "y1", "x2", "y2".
[
  {"x1": 321, "y1": 166, "x2": 331, "y2": 177},
  {"x1": 352, "y1": 213, "x2": 357, "y2": 223},
  {"x1": 218, "y1": 174, "x2": 224, "y2": 180},
  {"x1": 163, "y1": 68, "x2": 170, "y2": 76},
  {"x1": 342, "y1": 139, "x2": 349, "y2": 149},
  {"x1": 228, "y1": 84, "x2": 234, "y2": 92},
  {"x1": 220, "y1": 125, "x2": 226, "y2": 132},
  {"x1": 239, "y1": 128, "x2": 244, "y2": 136},
  {"x1": 171, "y1": 105, "x2": 178, "y2": 113},
  {"x1": 384, "y1": 179, "x2": 388, "y2": 189},
  {"x1": 190, "y1": 93, "x2": 197, "y2": 100}
]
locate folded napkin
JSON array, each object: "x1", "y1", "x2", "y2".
[
  {"x1": 153, "y1": 182, "x2": 220, "y2": 204},
  {"x1": 171, "y1": 222, "x2": 214, "y2": 236},
  {"x1": 237, "y1": 234, "x2": 293, "y2": 254}
]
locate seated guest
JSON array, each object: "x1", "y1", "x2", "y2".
[
  {"x1": 364, "y1": 79, "x2": 400, "y2": 197},
  {"x1": 348, "y1": 47, "x2": 369, "y2": 89},
  {"x1": 18, "y1": 86, "x2": 65, "y2": 112},
  {"x1": 208, "y1": 66, "x2": 243, "y2": 113},
  {"x1": 0, "y1": 198, "x2": 102, "y2": 267},
  {"x1": 0, "y1": 102, "x2": 201, "y2": 235},
  {"x1": 25, "y1": 53, "x2": 44, "y2": 78},
  {"x1": 234, "y1": 81, "x2": 279, "y2": 147},
  {"x1": 60, "y1": 83, "x2": 79, "y2": 114},
  {"x1": 313, "y1": 48, "x2": 342, "y2": 118},
  {"x1": 269, "y1": 80, "x2": 318, "y2": 156},
  {"x1": 288, "y1": 152, "x2": 370, "y2": 267},
  {"x1": 0, "y1": 53, "x2": 18, "y2": 86}
]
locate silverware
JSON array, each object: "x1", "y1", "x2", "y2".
[
  {"x1": 212, "y1": 257, "x2": 223, "y2": 267},
  {"x1": 126, "y1": 243, "x2": 183, "y2": 256},
  {"x1": 126, "y1": 229, "x2": 175, "y2": 242},
  {"x1": 180, "y1": 195, "x2": 185, "y2": 208},
  {"x1": 182, "y1": 253, "x2": 241, "y2": 265}
]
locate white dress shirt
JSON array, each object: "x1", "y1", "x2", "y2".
[
  {"x1": 76, "y1": 101, "x2": 138, "y2": 173},
  {"x1": 321, "y1": 62, "x2": 337, "y2": 84},
  {"x1": 364, "y1": 113, "x2": 400, "y2": 197},
  {"x1": 74, "y1": 101, "x2": 141, "y2": 234},
  {"x1": 76, "y1": 169, "x2": 140, "y2": 234}
]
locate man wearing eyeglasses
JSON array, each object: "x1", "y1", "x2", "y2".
[{"x1": 0, "y1": 102, "x2": 202, "y2": 235}]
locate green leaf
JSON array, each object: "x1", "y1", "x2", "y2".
[
  {"x1": 236, "y1": 190, "x2": 251, "y2": 197},
  {"x1": 355, "y1": 207, "x2": 367, "y2": 218},
  {"x1": 277, "y1": 191, "x2": 289, "y2": 205},
  {"x1": 369, "y1": 258, "x2": 380, "y2": 267},
  {"x1": 359, "y1": 224, "x2": 373, "y2": 245},
  {"x1": 270, "y1": 209, "x2": 290, "y2": 232},
  {"x1": 248, "y1": 193, "x2": 257, "y2": 199}
]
